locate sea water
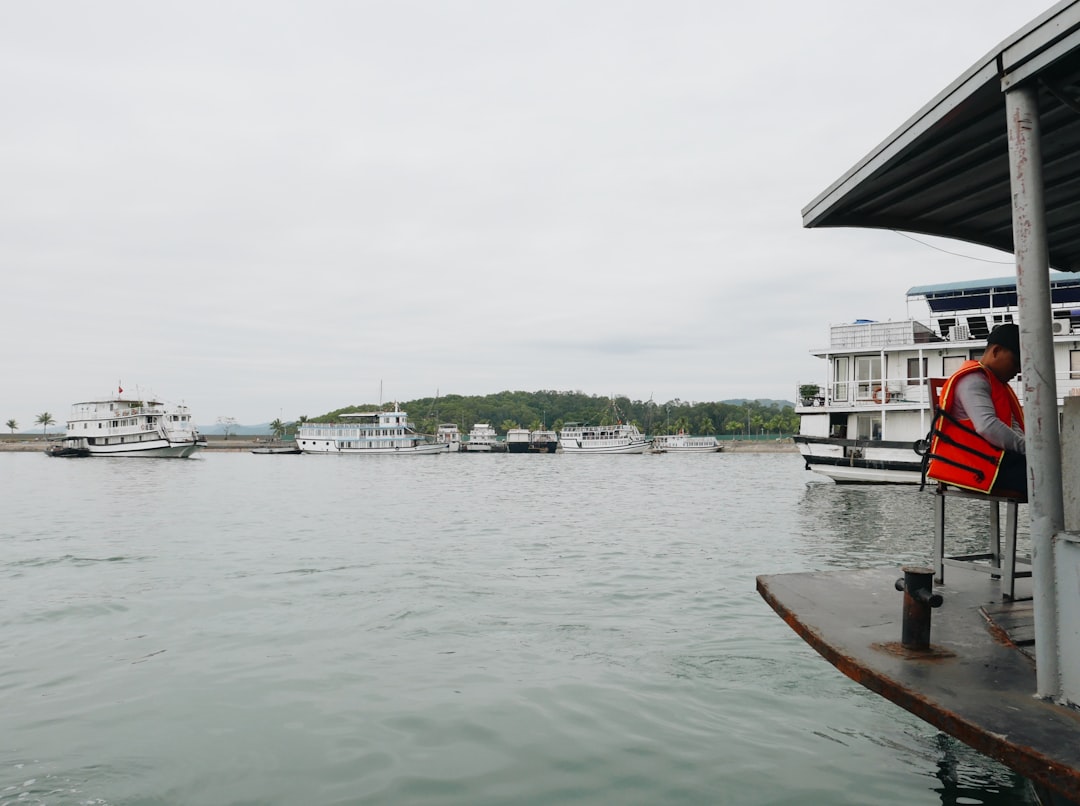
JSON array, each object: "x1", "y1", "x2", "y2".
[{"x1": 0, "y1": 451, "x2": 1035, "y2": 805}]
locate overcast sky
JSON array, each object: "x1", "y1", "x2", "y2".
[{"x1": 2, "y1": 1, "x2": 1044, "y2": 428}]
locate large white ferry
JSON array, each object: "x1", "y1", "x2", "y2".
[
  {"x1": 296, "y1": 408, "x2": 443, "y2": 455},
  {"x1": 57, "y1": 395, "x2": 203, "y2": 457},
  {"x1": 650, "y1": 433, "x2": 723, "y2": 453},
  {"x1": 558, "y1": 422, "x2": 650, "y2": 454},
  {"x1": 795, "y1": 273, "x2": 1080, "y2": 483}
]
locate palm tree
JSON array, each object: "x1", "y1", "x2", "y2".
[
  {"x1": 35, "y1": 412, "x2": 55, "y2": 440},
  {"x1": 5, "y1": 419, "x2": 17, "y2": 435},
  {"x1": 269, "y1": 418, "x2": 286, "y2": 440}
]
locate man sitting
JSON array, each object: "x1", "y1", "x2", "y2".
[{"x1": 925, "y1": 323, "x2": 1026, "y2": 496}]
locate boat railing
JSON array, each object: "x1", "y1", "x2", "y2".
[{"x1": 798, "y1": 372, "x2": 1080, "y2": 410}]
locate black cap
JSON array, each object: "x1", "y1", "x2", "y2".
[{"x1": 987, "y1": 323, "x2": 1021, "y2": 366}]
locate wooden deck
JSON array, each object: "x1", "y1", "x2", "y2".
[{"x1": 757, "y1": 566, "x2": 1080, "y2": 804}]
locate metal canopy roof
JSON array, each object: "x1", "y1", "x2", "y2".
[{"x1": 802, "y1": 0, "x2": 1080, "y2": 271}]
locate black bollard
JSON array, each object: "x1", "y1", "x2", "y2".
[{"x1": 894, "y1": 566, "x2": 944, "y2": 650}]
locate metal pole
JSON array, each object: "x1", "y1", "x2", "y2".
[{"x1": 1006, "y1": 82, "x2": 1063, "y2": 698}]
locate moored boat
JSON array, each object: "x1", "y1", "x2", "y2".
[
  {"x1": 505, "y1": 428, "x2": 531, "y2": 453},
  {"x1": 295, "y1": 407, "x2": 443, "y2": 455},
  {"x1": 650, "y1": 433, "x2": 722, "y2": 453},
  {"x1": 463, "y1": 423, "x2": 499, "y2": 452},
  {"x1": 794, "y1": 273, "x2": 1080, "y2": 483},
  {"x1": 528, "y1": 429, "x2": 558, "y2": 453},
  {"x1": 435, "y1": 423, "x2": 463, "y2": 452},
  {"x1": 251, "y1": 444, "x2": 302, "y2": 455},
  {"x1": 558, "y1": 422, "x2": 650, "y2": 454},
  {"x1": 60, "y1": 394, "x2": 203, "y2": 458}
]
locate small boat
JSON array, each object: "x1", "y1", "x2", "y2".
[
  {"x1": 558, "y1": 422, "x2": 650, "y2": 454},
  {"x1": 295, "y1": 406, "x2": 443, "y2": 455},
  {"x1": 650, "y1": 433, "x2": 722, "y2": 453},
  {"x1": 505, "y1": 428, "x2": 531, "y2": 453},
  {"x1": 44, "y1": 442, "x2": 89, "y2": 455},
  {"x1": 251, "y1": 445, "x2": 302, "y2": 455},
  {"x1": 61, "y1": 393, "x2": 203, "y2": 458},
  {"x1": 528, "y1": 430, "x2": 558, "y2": 453},
  {"x1": 463, "y1": 423, "x2": 499, "y2": 452}
]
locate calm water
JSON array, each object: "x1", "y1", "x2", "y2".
[{"x1": 0, "y1": 451, "x2": 1035, "y2": 805}]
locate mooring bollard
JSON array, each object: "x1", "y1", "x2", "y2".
[{"x1": 894, "y1": 566, "x2": 944, "y2": 650}]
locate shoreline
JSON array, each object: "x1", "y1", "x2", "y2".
[{"x1": 0, "y1": 438, "x2": 798, "y2": 454}]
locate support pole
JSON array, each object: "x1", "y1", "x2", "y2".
[{"x1": 1006, "y1": 83, "x2": 1063, "y2": 698}]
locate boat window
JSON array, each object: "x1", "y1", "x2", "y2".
[
  {"x1": 854, "y1": 356, "x2": 882, "y2": 400},
  {"x1": 906, "y1": 357, "x2": 928, "y2": 384},
  {"x1": 832, "y1": 356, "x2": 849, "y2": 403},
  {"x1": 855, "y1": 414, "x2": 882, "y2": 440},
  {"x1": 943, "y1": 355, "x2": 966, "y2": 376}
]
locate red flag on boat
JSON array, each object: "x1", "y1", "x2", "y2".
[{"x1": 118, "y1": 383, "x2": 123, "y2": 394}]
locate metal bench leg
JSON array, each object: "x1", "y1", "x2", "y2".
[
  {"x1": 989, "y1": 499, "x2": 1001, "y2": 578},
  {"x1": 934, "y1": 493, "x2": 945, "y2": 583},
  {"x1": 1003, "y1": 501, "x2": 1019, "y2": 601}
]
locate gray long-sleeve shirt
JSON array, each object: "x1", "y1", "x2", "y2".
[{"x1": 951, "y1": 370, "x2": 1026, "y2": 454}]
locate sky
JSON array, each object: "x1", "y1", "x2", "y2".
[{"x1": 1, "y1": 1, "x2": 1047, "y2": 428}]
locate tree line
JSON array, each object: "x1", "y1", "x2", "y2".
[{"x1": 299, "y1": 390, "x2": 799, "y2": 438}]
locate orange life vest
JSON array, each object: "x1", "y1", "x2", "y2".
[{"x1": 924, "y1": 360, "x2": 1024, "y2": 493}]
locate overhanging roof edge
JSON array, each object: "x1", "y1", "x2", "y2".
[{"x1": 801, "y1": 0, "x2": 1080, "y2": 231}]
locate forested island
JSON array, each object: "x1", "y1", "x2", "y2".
[{"x1": 302, "y1": 390, "x2": 798, "y2": 438}]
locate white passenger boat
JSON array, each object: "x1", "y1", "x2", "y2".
[
  {"x1": 296, "y1": 408, "x2": 443, "y2": 454},
  {"x1": 794, "y1": 273, "x2": 1080, "y2": 483},
  {"x1": 528, "y1": 430, "x2": 558, "y2": 453},
  {"x1": 650, "y1": 433, "x2": 722, "y2": 453},
  {"x1": 558, "y1": 422, "x2": 650, "y2": 454},
  {"x1": 505, "y1": 428, "x2": 531, "y2": 453},
  {"x1": 435, "y1": 423, "x2": 463, "y2": 452},
  {"x1": 58, "y1": 395, "x2": 204, "y2": 458},
  {"x1": 463, "y1": 423, "x2": 498, "y2": 452}
]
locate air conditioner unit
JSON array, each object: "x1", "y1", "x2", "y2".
[
  {"x1": 948, "y1": 324, "x2": 971, "y2": 341},
  {"x1": 1052, "y1": 319, "x2": 1072, "y2": 335}
]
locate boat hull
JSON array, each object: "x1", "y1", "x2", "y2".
[
  {"x1": 560, "y1": 441, "x2": 650, "y2": 454},
  {"x1": 795, "y1": 435, "x2": 922, "y2": 484},
  {"x1": 299, "y1": 441, "x2": 445, "y2": 455}
]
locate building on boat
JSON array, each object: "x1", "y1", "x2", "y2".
[
  {"x1": 649, "y1": 433, "x2": 723, "y2": 453},
  {"x1": 795, "y1": 274, "x2": 1080, "y2": 483},
  {"x1": 56, "y1": 395, "x2": 203, "y2": 458},
  {"x1": 296, "y1": 408, "x2": 443, "y2": 455},
  {"x1": 558, "y1": 422, "x2": 650, "y2": 454},
  {"x1": 760, "y1": 3, "x2": 1080, "y2": 803}
]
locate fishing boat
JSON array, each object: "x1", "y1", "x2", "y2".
[
  {"x1": 558, "y1": 422, "x2": 650, "y2": 454},
  {"x1": 761, "y1": 4, "x2": 1080, "y2": 803},
  {"x1": 528, "y1": 429, "x2": 558, "y2": 453},
  {"x1": 435, "y1": 423, "x2": 463, "y2": 452},
  {"x1": 505, "y1": 428, "x2": 531, "y2": 453},
  {"x1": 463, "y1": 423, "x2": 499, "y2": 452},
  {"x1": 794, "y1": 274, "x2": 1080, "y2": 483},
  {"x1": 58, "y1": 393, "x2": 203, "y2": 458},
  {"x1": 649, "y1": 433, "x2": 723, "y2": 453},
  {"x1": 295, "y1": 407, "x2": 443, "y2": 455}
]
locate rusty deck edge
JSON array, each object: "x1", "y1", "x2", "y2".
[{"x1": 755, "y1": 575, "x2": 1080, "y2": 803}]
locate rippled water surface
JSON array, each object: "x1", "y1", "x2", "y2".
[{"x1": 1, "y1": 451, "x2": 1036, "y2": 805}]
